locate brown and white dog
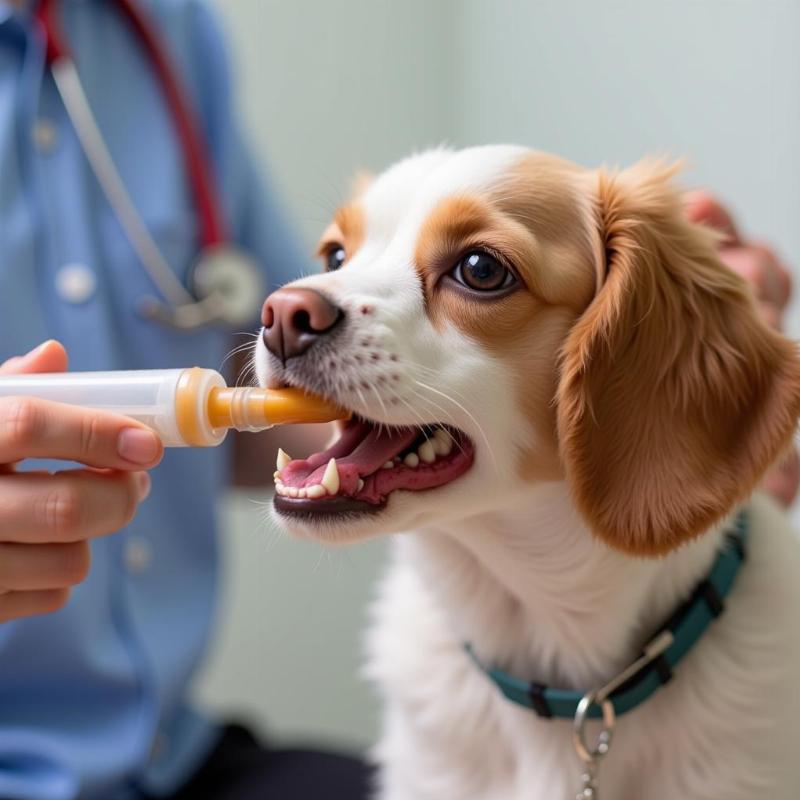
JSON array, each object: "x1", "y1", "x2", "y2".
[{"x1": 254, "y1": 146, "x2": 800, "y2": 799}]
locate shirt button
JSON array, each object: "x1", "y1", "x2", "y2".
[
  {"x1": 55, "y1": 263, "x2": 96, "y2": 304},
  {"x1": 32, "y1": 118, "x2": 58, "y2": 153},
  {"x1": 124, "y1": 537, "x2": 152, "y2": 574}
]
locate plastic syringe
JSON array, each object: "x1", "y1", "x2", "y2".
[{"x1": 0, "y1": 368, "x2": 347, "y2": 447}]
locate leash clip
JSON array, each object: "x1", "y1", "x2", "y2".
[
  {"x1": 572, "y1": 629, "x2": 674, "y2": 798},
  {"x1": 572, "y1": 691, "x2": 613, "y2": 799}
]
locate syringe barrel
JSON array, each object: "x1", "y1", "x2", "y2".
[{"x1": 0, "y1": 368, "x2": 226, "y2": 447}]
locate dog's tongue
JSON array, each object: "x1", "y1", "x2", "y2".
[{"x1": 280, "y1": 422, "x2": 418, "y2": 492}]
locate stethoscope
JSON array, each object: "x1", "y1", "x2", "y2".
[{"x1": 34, "y1": 0, "x2": 265, "y2": 330}]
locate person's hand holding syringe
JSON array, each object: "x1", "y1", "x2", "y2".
[{"x1": 0, "y1": 340, "x2": 346, "y2": 623}]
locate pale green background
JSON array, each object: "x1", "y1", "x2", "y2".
[{"x1": 197, "y1": 0, "x2": 800, "y2": 750}]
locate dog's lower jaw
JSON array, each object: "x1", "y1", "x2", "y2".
[{"x1": 365, "y1": 487, "x2": 800, "y2": 799}]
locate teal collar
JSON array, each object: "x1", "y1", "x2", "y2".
[{"x1": 466, "y1": 511, "x2": 748, "y2": 720}]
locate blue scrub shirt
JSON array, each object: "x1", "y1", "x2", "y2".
[{"x1": 0, "y1": 1, "x2": 307, "y2": 797}]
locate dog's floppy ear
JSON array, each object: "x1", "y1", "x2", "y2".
[{"x1": 558, "y1": 161, "x2": 800, "y2": 555}]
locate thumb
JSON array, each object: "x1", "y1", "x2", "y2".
[
  {"x1": 684, "y1": 189, "x2": 741, "y2": 246},
  {"x1": 0, "y1": 340, "x2": 69, "y2": 376}
]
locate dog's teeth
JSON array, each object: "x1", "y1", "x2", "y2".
[
  {"x1": 276, "y1": 448, "x2": 291, "y2": 470},
  {"x1": 418, "y1": 440, "x2": 436, "y2": 464},
  {"x1": 275, "y1": 481, "x2": 286, "y2": 496},
  {"x1": 288, "y1": 487, "x2": 299, "y2": 498},
  {"x1": 432, "y1": 438, "x2": 452, "y2": 457},
  {"x1": 306, "y1": 484, "x2": 326, "y2": 499},
  {"x1": 404, "y1": 452, "x2": 419, "y2": 468},
  {"x1": 297, "y1": 487, "x2": 308, "y2": 499},
  {"x1": 382, "y1": 461, "x2": 394, "y2": 469},
  {"x1": 357, "y1": 478, "x2": 365, "y2": 492},
  {"x1": 433, "y1": 428, "x2": 453, "y2": 456},
  {"x1": 321, "y1": 458, "x2": 340, "y2": 495}
]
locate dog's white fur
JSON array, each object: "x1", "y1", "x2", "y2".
[
  {"x1": 257, "y1": 146, "x2": 800, "y2": 799},
  {"x1": 367, "y1": 492, "x2": 800, "y2": 800}
]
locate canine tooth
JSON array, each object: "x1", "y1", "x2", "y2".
[
  {"x1": 321, "y1": 458, "x2": 340, "y2": 495},
  {"x1": 276, "y1": 448, "x2": 291, "y2": 470},
  {"x1": 404, "y1": 452, "x2": 419, "y2": 468},
  {"x1": 433, "y1": 429, "x2": 453, "y2": 456},
  {"x1": 357, "y1": 478, "x2": 365, "y2": 492},
  {"x1": 288, "y1": 487, "x2": 299, "y2": 498},
  {"x1": 418, "y1": 440, "x2": 436, "y2": 464},
  {"x1": 382, "y1": 461, "x2": 394, "y2": 469},
  {"x1": 306, "y1": 484, "x2": 326, "y2": 499},
  {"x1": 433, "y1": 437, "x2": 452, "y2": 457}
]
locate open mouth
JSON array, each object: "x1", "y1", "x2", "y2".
[{"x1": 273, "y1": 416, "x2": 475, "y2": 517}]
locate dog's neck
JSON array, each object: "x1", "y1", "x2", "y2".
[{"x1": 402, "y1": 481, "x2": 726, "y2": 692}]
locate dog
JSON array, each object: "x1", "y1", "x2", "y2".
[{"x1": 254, "y1": 146, "x2": 800, "y2": 799}]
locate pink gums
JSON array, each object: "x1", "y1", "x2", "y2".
[{"x1": 277, "y1": 421, "x2": 474, "y2": 504}]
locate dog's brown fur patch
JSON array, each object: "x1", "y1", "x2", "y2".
[
  {"x1": 412, "y1": 155, "x2": 602, "y2": 482},
  {"x1": 558, "y1": 160, "x2": 800, "y2": 555},
  {"x1": 317, "y1": 202, "x2": 366, "y2": 265}
]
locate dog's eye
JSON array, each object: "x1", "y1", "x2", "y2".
[
  {"x1": 325, "y1": 245, "x2": 346, "y2": 272},
  {"x1": 452, "y1": 252, "x2": 515, "y2": 292}
]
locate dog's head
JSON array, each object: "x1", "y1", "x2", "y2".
[{"x1": 255, "y1": 146, "x2": 800, "y2": 554}]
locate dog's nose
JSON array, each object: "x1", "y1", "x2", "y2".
[{"x1": 261, "y1": 287, "x2": 344, "y2": 362}]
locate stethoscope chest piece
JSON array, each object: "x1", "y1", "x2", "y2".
[
  {"x1": 138, "y1": 246, "x2": 265, "y2": 330},
  {"x1": 191, "y1": 245, "x2": 265, "y2": 326}
]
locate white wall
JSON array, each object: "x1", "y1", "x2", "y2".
[
  {"x1": 452, "y1": 0, "x2": 800, "y2": 336},
  {"x1": 198, "y1": 0, "x2": 800, "y2": 750},
  {"x1": 215, "y1": 0, "x2": 455, "y2": 249}
]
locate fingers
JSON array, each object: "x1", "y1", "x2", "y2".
[
  {"x1": 0, "y1": 340, "x2": 68, "y2": 376},
  {"x1": 0, "y1": 540, "x2": 90, "y2": 591},
  {"x1": 717, "y1": 243, "x2": 792, "y2": 312},
  {"x1": 0, "y1": 469, "x2": 150, "y2": 544},
  {"x1": 685, "y1": 190, "x2": 793, "y2": 328},
  {"x1": 684, "y1": 190, "x2": 741, "y2": 246},
  {"x1": 0, "y1": 396, "x2": 163, "y2": 468},
  {"x1": 0, "y1": 588, "x2": 70, "y2": 623},
  {"x1": 0, "y1": 342, "x2": 158, "y2": 622},
  {"x1": 762, "y1": 450, "x2": 800, "y2": 508},
  {"x1": 0, "y1": 468, "x2": 152, "y2": 620}
]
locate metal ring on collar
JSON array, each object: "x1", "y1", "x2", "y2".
[{"x1": 572, "y1": 691, "x2": 615, "y2": 765}]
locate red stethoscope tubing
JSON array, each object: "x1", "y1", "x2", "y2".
[{"x1": 34, "y1": 0, "x2": 228, "y2": 250}]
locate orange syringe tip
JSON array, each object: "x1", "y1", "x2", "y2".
[
  {"x1": 207, "y1": 386, "x2": 348, "y2": 431},
  {"x1": 258, "y1": 387, "x2": 349, "y2": 425}
]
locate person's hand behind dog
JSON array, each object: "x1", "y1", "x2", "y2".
[{"x1": 687, "y1": 191, "x2": 798, "y2": 507}]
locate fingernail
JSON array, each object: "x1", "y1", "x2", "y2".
[
  {"x1": 136, "y1": 472, "x2": 152, "y2": 502},
  {"x1": 118, "y1": 428, "x2": 161, "y2": 465}
]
